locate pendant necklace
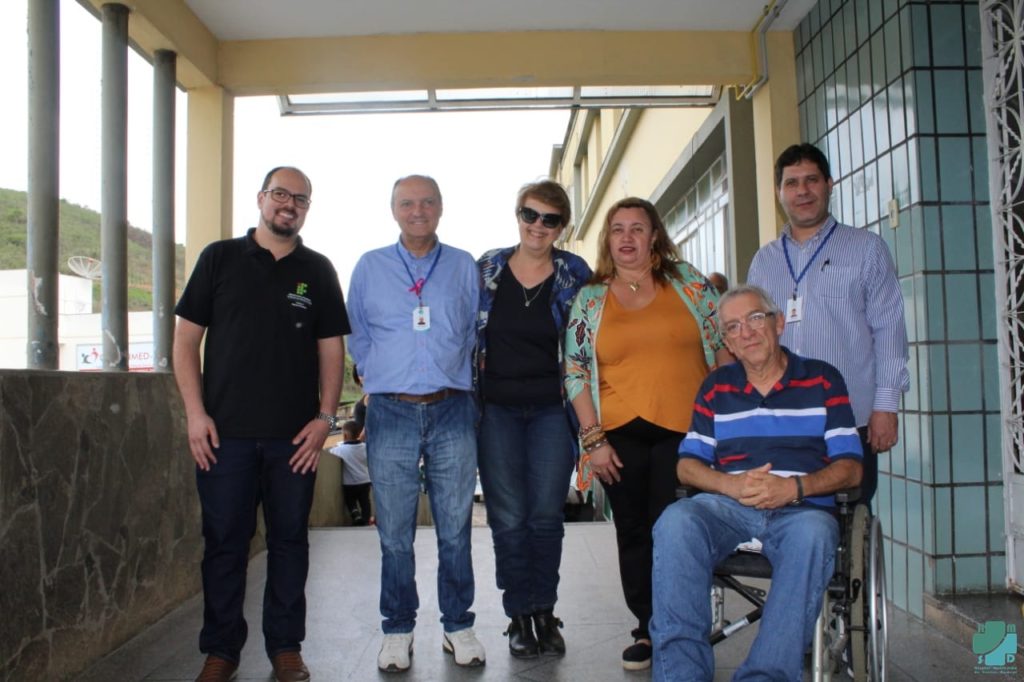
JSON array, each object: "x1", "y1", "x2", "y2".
[
  {"x1": 620, "y1": 267, "x2": 651, "y2": 293},
  {"x1": 522, "y1": 281, "x2": 545, "y2": 307}
]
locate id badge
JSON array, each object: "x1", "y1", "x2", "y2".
[
  {"x1": 786, "y1": 295, "x2": 803, "y2": 323},
  {"x1": 413, "y1": 305, "x2": 431, "y2": 331}
]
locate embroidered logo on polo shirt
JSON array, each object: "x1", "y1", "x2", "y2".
[{"x1": 288, "y1": 281, "x2": 312, "y2": 309}]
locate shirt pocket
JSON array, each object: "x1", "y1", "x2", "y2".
[{"x1": 815, "y1": 266, "x2": 860, "y2": 302}]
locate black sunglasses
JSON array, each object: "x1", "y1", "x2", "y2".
[{"x1": 517, "y1": 206, "x2": 564, "y2": 229}]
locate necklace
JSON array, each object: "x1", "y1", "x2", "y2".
[
  {"x1": 521, "y1": 281, "x2": 545, "y2": 307},
  {"x1": 618, "y1": 267, "x2": 651, "y2": 292}
]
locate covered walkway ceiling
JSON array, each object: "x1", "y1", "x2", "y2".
[
  {"x1": 80, "y1": 0, "x2": 816, "y2": 105},
  {"x1": 184, "y1": 0, "x2": 816, "y2": 39}
]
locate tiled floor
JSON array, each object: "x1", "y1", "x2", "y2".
[{"x1": 77, "y1": 518, "x2": 1020, "y2": 681}]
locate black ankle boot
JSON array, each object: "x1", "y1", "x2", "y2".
[
  {"x1": 532, "y1": 609, "x2": 566, "y2": 656},
  {"x1": 504, "y1": 615, "x2": 539, "y2": 658}
]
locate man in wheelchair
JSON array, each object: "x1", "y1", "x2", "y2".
[{"x1": 650, "y1": 285, "x2": 863, "y2": 681}]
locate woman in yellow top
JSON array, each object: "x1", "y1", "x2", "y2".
[{"x1": 564, "y1": 197, "x2": 730, "y2": 670}]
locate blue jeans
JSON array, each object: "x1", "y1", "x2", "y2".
[
  {"x1": 477, "y1": 402, "x2": 576, "y2": 617},
  {"x1": 196, "y1": 437, "x2": 316, "y2": 662},
  {"x1": 650, "y1": 494, "x2": 838, "y2": 682},
  {"x1": 366, "y1": 391, "x2": 478, "y2": 634}
]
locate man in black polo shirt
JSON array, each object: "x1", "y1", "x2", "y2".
[{"x1": 174, "y1": 166, "x2": 349, "y2": 682}]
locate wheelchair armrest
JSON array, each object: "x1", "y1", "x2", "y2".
[{"x1": 834, "y1": 487, "x2": 861, "y2": 505}]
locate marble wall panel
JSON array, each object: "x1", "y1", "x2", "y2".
[{"x1": 0, "y1": 371, "x2": 202, "y2": 681}]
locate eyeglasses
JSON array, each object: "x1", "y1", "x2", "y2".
[
  {"x1": 263, "y1": 187, "x2": 311, "y2": 209},
  {"x1": 722, "y1": 311, "x2": 775, "y2": 338},
  {"x1": 518, "y1": 206, "x2": 564, "y2": 229}
]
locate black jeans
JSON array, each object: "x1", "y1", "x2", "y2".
[{"x1": 603, "y1": 417, "x2": 684, "y2": 639}]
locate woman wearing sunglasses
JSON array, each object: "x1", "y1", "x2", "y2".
[
  {"x1": 563, "y1": 197, "x2": 730, "y2": 670},
  {"x1": 475, "y1": 180, "x2": 592, "y2": 659}
]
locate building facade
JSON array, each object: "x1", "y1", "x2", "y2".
[{"x1": 553, "y1": 0, "x2": 1021, "y2": 617}]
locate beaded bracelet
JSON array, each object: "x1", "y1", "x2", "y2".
[{"x1": 579, "y1": 423, "x2": 603, "y2": 440}]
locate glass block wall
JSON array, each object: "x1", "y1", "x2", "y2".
[{"x1": 794, "y1": 0, "x2": 1002, "y2": 617}]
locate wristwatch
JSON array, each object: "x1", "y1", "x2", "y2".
[{"x1": 316, "y1": 411, "x2": 339, "y2": 430}]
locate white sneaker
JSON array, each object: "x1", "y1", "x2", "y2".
[
  {"x1": 377, "y1": 632, "x2": 414, "y2": 673},
  {"x1": 442, "y1": 627, "x2": 486, "y2": 667}
]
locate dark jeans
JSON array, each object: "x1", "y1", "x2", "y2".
[
  {"x1": 858, "y1": 426, "x2": 878, "y2": 505},
  {"x1": 343, "y1": 482, "x2": 372, "y2": 525},
  {"x1": 196, "y1": 437, "x2": 316, "y2": 662},
  {"x1": 603, "y1": 418, "x2": 684, "y2": 639},
  {"x1": 477, "y1": 402, "x2": 576, "y2": 617}
]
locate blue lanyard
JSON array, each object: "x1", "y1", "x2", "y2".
[
  {"x1": 782, "y1": 221, "x2": 837, "y2": 298},
  {"x1": 396, "y1": 241, "x2": 442, "y2": 305}
]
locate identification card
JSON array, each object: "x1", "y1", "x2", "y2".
[
  {"x1": 413, "y1": 305, "x2": 431, "y2": 331},
  {"x1": 786, "y1": 295, "x2": 803, "y2": 323}
]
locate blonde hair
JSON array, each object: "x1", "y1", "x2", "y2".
[{"x1": 590, "y1": 197, "x2": 682, "y2": 285}]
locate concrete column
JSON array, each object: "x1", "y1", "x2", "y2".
[
  {"x1": 186, "y1": 87, "x2": 234, "y2": 272},
  {"x1": 152, "y1": 50, "x2": 176, "y2": 372},
  {"x1": 101, "y1": 3, "x2": 129, "y2": 370},
  {"x1": 26, "y1": 0, "x2": 60, "y2": 370},
  {"x1": 751, "y1": 32, "x2": 800, "y2": 247},
  {"x1": 723, "y1": 96, "x2": 760, "y2": 279}
]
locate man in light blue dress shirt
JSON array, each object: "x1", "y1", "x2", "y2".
[
  {"x1": 747, "y1": 143, "x2": 909, "y2": 503},
  {"x1": 347, "y1": 175, "x2": 484, "y2": 673}
]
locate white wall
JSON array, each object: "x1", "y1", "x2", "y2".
[{"x1": 0, "y1": 270, "x2": 154, "y2": 370}]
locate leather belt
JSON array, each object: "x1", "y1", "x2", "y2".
[{"x1": 388, "y1": 388, "x2": 461, "y2": 404}]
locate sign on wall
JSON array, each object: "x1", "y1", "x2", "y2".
[{"x1": 76, "y1": 342, "x2": 155, "y2": 372}]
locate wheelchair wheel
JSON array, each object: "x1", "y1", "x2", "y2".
[
  {"x1": 867, "y1": 514, "x2": 888, "y2": 680},
  {"x1": 849, "y1": 505, "x2": 888, "y2": 681}
]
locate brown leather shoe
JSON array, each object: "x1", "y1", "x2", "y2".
[
  {"x1": 271, "y1": 651, "x2": 311, "y2": 681},
  {"x1": 195, "y1": 655, "x2": 238, "y2": 682}
]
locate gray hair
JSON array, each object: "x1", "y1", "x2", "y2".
[
  {"x1": 718, "y1": 284, "x2": 782, "y2": 317},
  {"x1": 391, "y1": 174, "x2": 442, "y2": 208}
]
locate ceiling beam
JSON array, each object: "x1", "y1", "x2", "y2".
[{"x1": 219, "y1": 31, "x2": 753, "y2": 96}]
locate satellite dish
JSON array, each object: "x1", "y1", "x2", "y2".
[{"x1": 68, "y1": 255, "x2": 102, "y2": 280}]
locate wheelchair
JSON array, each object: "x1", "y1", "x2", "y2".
[{"x1": 699, "y1": 489, "x2": 888, "y2": 681}]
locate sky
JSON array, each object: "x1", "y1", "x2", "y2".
[{"x1": 1, "y1": 0, "x2": 571, "y2": 289}]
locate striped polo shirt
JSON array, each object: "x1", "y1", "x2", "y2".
[{"x1": 679, "y1": 347, "x2": 863, "y2": 508}]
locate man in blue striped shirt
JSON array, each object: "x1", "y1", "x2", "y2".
[
  {"x1": 650, "y1": 285, "x2": 863, "y2": 681},
  {"x1": 747, "y1": 143, "x2": 909, "y2": 503}
]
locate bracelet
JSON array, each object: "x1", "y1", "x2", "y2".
[
  {"x1": 584, "y1": 438, "x2": 608, "y2": 454},
  {"x1": 581, "y1": 431, "x2": 607, "y2": 449},
  {"x1": 791, "y1": 476, "x2": 805, "y2": 505},
  {"x1": 579, "y1": 423, "x2": 603, "y2": 440}
]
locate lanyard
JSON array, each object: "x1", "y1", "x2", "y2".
[
  {"x1": 782, "y1": 221, "x2": 837, "y2": 298},
  {"x1": 396, "y1": 241, "x2": 442, "y2": 305}
]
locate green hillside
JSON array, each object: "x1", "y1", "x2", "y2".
[{"x1": 0, "y1": 187, "x2": 186, "y2": 310}]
